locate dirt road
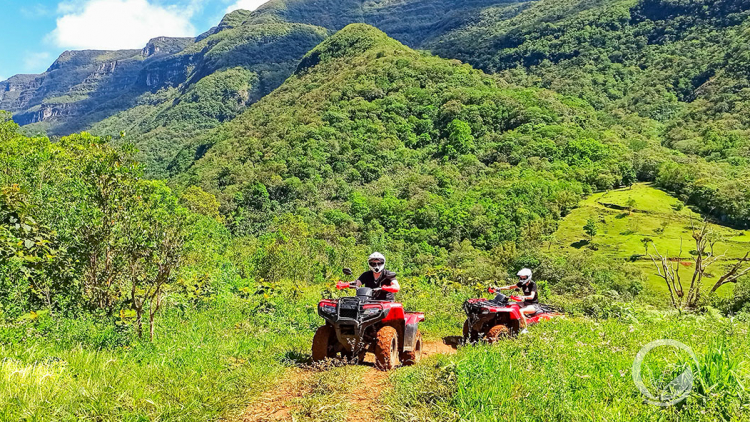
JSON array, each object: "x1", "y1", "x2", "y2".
[{"x1": 238, "y1": 339, "x2": 458, "y2": 422}]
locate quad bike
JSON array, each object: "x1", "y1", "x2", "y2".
[
  {"x1": 312, "y1": 268, "x2": 425, "y2": 371},
  {"x1": 463, "y1": 287, "x2": 563, "y2": 343}
]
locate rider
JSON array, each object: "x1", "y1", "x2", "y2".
[
  {"x1": 498, "y1": 268, "x2": 538, "y2": 334},
  {"x1": 355, "y1": 252, "x2": 400, "y2": 301}
]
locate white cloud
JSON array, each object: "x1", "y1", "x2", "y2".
[
  {"x1": 49, "y1": 0, "x2": 197, "y2": 50},
  {"x1": 225, "y1": 0, "x2": 268, "y2": 13},
  {"x1": 24, "y1": 52, "x2": 52, "y2": 72}
]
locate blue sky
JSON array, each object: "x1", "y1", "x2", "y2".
[{"x1": 0, "y1": 0, "x2": 270, "y2": 81}]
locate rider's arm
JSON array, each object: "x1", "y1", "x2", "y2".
[
  {"x1": 499, "y1": 285, "x2": 519, "y2": 291},
  {"x1": 518, "y1": 291, "x2": 536, "y2": 301},
  {"x1": 382, "y1": 278, "x2": 400, "y2": 293}
]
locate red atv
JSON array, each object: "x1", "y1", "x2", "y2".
[
  {"x1": 312, "y1": 268, "x2": 425, "y2": 370},
  {"x1": 463, "y1": 288, "x2": 562, "y2": 343}
]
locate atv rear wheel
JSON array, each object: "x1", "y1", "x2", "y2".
[
  {"x1": 400, "y1": 331, "x2": 423, "y2": 366},
  {"x1": 374, "y1": 326, "x2": 399, "y2": 371},
  {"x1": 312, "y1": 325, "x2": 336, "y2": 361},
  {"x1": 486, "y1": 324, "x2": 511, "y2": 344}
]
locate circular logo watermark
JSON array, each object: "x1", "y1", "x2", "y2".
[{"x1": 632, "y1": 339, "x2": 699, "y2": 406}]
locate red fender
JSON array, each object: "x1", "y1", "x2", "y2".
[{"x1": 404, "y1": 312, "x2": 425, "y2": 325}]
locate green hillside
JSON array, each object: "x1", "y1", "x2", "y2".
[
  {"x1": 428, "y1": 0, "x2": 750, "y2": 226},
  {"x1": 554, "y1": 183, "x2": 750, "y2": 296},
  {"x1": 175, "y1": 24, "x2": 658, "y2": 270},
  {"x1": 3, "y1": 1, "x2": 537, "y2": 178}
]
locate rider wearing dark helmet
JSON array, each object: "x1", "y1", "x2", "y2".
[{"x1": 355, "y1": 252, "x2": 400, "y2": 301}]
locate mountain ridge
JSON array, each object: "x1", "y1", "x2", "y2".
[{"x1": 1, "y1": 0, "x2": 530, "y2": 137}]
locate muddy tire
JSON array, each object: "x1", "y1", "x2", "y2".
[
  {"x1": 486, "y1": 325, "x2": 511, "y2": 344},
  {"x1": 374, "y1": 326, "x2": 399, "y2": 371},
  {"x1": 400, "y1": 331, "x2": 423, "y2": 366},
  {"x1": 312, "y1": 325, "x2": 336, "y2": 361}
]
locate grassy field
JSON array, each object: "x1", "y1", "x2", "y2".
[
  {"x1": 387, "y1": 316, "x2": 750, "y2": 422},
  {"x1": 0, "y1": 292, "x2": 317, "y2": 421},
  {"x1": 553, "y1": 183, "x2": 750, "y2": 297},
  {"x1": 0, "y1": 277, "x2": 471, "y2": 421}
]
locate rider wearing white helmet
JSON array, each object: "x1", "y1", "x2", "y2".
[
  {"x1": 355, "y1": 252, "x2": 400, "y2": 301},
  {"x1": 499, "y1": 268, "x2": 539, "y2": 334}
]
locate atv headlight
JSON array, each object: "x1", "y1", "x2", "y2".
[
  {"x1": 320, "y1": 304, "x2": 337, "y2": 315},
  {"x1": 362, "y1": 307, "x2": 381, "y2": 317}
]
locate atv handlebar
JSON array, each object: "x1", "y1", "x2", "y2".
[
  {"x1": 336, "y1": 281, "x2": 355, "y2": 290},
  {"x1": 335, "y1": 282, "x2": 382, "y2": 292},
  {"x1": 510, "y1": 295, "x2": 524, "y2": 302}
]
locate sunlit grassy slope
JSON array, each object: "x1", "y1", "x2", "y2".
[{"x1": 554, "y1": 183, "x2": 750, "y2": 296}]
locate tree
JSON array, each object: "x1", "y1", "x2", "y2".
[
  {"x1": 583, "y1": 218, "x2": 597, "y2": 241},
  {"x1": 626, "y1": 197, "x2": 637, "y2": 215},
  {"x1": 709, "y1": 253, "x2": 750, "y2": 294},
  {"x1": 443, "y1": 119, "x2": 475, "y2": 157},
  {"x1": 650, "y1": 220, "x2": 750, "y2": 310},
  {"x1": 0, "y1": 185, "x2": 70, "y2": 314},
  {"x1": 640, "y1": 237, "x2": 653, "y2": 255},
  {"x1": 180, "y1": 186, "x2": 222, "y2": 222},
  {"x1": 124, "y1": 181, "x2": 188, "y2": 340}
]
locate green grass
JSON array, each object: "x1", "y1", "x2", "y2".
[
  {"x1": 386, "y1": 316, "x2": 750, "y2": 421},
  {"x1": 0, "y1": 290, "x2": 319, "y2": 421},
  {"x1": 553, "y1": 183, "x2": 750, "y2": 297},
  {"x1": 0, "y1": 277, "x2": 474, "y2": 421}
]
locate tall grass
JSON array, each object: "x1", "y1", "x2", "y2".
[
  {"x1": 386, "y1": 316, "x2": 750, "y2": 421},
  {"x1": 0, "y1": 275, "x2": 471, "y2": 421},
  {"x1": 0, "y1": 288, "x2": 322, "y2": 421}
]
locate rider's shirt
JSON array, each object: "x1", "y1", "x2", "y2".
[
  {"x1": 516, "y1": 280, "x2": 538, "y2": 306},
  {"x1": 357, "y1": 270, "x2": 397, "y2": 301}
]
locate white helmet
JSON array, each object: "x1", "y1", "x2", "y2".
[
  {"x1": 368, "y1": 252, "x2": 385, "y2": 273},
  {"x1": 517, "y1": 268, "x2": 532, "y2": 283}
]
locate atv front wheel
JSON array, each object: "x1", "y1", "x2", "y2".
[
  {"x1": 312, "y1": 325, "x2": 336, "y2": 361},
  {"x1": 374, "y1": 326, "x2": 399, "y2": 371},
  {"x1": 463, "y1": 319, "x2": 478, "y2": 342},
  {"x1": 486, "y1": 325, "x2": 511, "y2": 344},
  {"x1": 400, "y1": 331, "x2": 423, "y2": 366}
]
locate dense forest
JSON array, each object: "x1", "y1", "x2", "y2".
[
  {"x1": 1, "y1": 0, "x2": 750, "y2": 420},
  {"x1": 431, "y1": 0, "x2": 750, "y2": 224},
  {"x1": 180, "y1": 24, "x2": 648, "y2": 261}
]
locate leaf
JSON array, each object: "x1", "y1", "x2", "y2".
[{"x1": 24, "y1": 239, "x2": 35, "y2": 249}]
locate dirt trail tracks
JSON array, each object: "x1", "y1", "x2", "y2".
[{"x1": 238, "y1": 339, "x2": 458, "y2": 422}]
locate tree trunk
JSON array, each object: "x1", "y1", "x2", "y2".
[
  {"x1": 135, "y1": 305, "x2": 143, "y2": 338},
  {"x1": 149, "y1": 310, "x2": 155, "y2": 341}
]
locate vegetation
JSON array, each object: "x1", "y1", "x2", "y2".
[
  {"x1": 553, "y1": 183, "x2": 750, "y2": 303},
  {"x1": 178, "y1": 24, "x2": 654, "y2": 275},
  {"x1": 2, "y1": 1, "x2": 750, "y2": 420},
  {"x1": 428, "y1": 0, "x2": 750, "y2": 227},
  {"x1": 387, "y1": 317, "x2": 750, "y2": 422},
  {"x1": 92, "y1": 23, "x2": 330, "y2": 177}
]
